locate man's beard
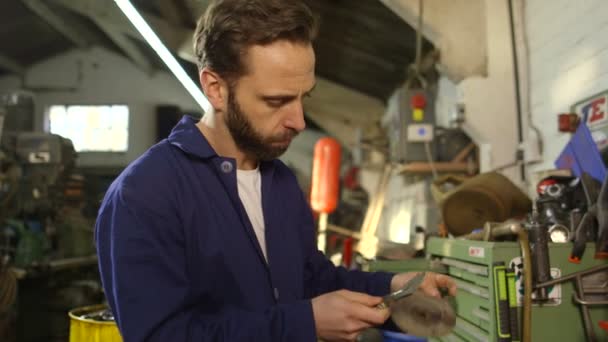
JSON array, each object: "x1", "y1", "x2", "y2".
[{"x1": 225, "y1": 90, "x2": 298, "y2": 161}]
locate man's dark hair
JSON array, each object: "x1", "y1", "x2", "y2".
[{"x1": 193, "y1": 0, "x2": 318, "y2": 84}]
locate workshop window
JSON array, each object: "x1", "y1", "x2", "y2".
[{"x1": 46, "y1": 105, "x2": 129, "y2": 152}]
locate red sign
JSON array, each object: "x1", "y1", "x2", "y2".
[{"x1": 574, "y1": 93, "x2": 608, "y2": 128}]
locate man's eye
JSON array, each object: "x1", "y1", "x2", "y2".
[{"x1": 267, "y1": 99, "x2": 285, "y2": 107}]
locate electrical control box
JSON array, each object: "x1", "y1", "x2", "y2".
[
  {"x1": 384, "y1": 87, "x2": 437, "y2": 163},
  {"x1": 407, "y1": 123, "x2": 434, "y2": 142}
]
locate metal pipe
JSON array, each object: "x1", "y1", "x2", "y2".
[
  {"x1": 317, "y1": 213, "x2": 328, "y2": 253},
  {"x1": 534, "y1": 264, "x2": 608, "y2": 288},
  {"x1": 460, "y1": 221, "x2": 522, "y2": 241},
  {"x1": 326, "y1": 224, "x2": 361, "y2": 240},
  {"x1": 584, "y1": 287, "x2": 608, "y2": 294},
  {"x1": 358, "y1": 164, "x2": 392, "y2": 258},
  {"x1": 573, "y1": 294, "x2": 608, "y2": 306},
  {"x1": 507, "y1": 0, "x2": 526, "y2": 181},
  {"x1": 576, "y1": 275, "x2": 597, "y2": 342},
  {"x1": 47, "y1": 255, "x2": 98, "y2": 270}
]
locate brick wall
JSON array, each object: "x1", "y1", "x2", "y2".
[{"x1": 526, "y1": 0, "x2": 608, "y2": 172}]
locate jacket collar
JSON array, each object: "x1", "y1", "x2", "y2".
[
  {"x1": 168, "y1": 115, "x2": 276, "y2": 171},
  {"x1": 168, "y1": 115, "x2": 216, "y2": 159}
]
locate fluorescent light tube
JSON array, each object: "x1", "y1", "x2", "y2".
[{"x1": 114, "y1": 0, "x2": 212, "y2": 113}]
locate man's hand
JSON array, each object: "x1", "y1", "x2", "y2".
[
  {"x1": 391, "y1": 272, "x2": 457, "y2": 298},
  {"x1": 312, "y1": 290, "x2": 390, "y2": 342}
]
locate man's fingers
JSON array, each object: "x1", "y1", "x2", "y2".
[
  {"x1": 347, "y1": 302, "x2": 391, "y2": 326},
  {"x1": 336, "y1": 290, "x2": 391, "y2": 326},
  {"x1": 338, "y1": 290, "x2": 383, "y2": 307},
  {"x1": 418, "y1": 273, "x2": 457, "y2": 297},
  {"x1": 434, "y1": 274, "x2": 457, "y2": 296},
  {"x1": 419, "y1": 283, "x2": 441, "y2": 298}
]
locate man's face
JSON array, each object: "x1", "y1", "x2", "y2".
[{"x1": 224, "y1": 40, "x2": 315, "y2": 161}]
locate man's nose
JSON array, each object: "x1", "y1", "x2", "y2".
[{"x1": 285, "y1": 102, "x2": 306, "y2": 132}]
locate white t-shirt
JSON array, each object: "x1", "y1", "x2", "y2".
[{"x1": 236, "y1": 168, "x2": 267, "y2": 261}]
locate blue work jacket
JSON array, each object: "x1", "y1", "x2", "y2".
[{"x1": 96, "y1": 116, "x2": 394, "y2": 342}]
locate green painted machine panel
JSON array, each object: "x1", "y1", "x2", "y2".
[
  {"x1": 453, "y1": 317, "x2": 490, "y2": 342},
  {"x1": 453, "y1": 291, "x2": 491, "y2": 327},
  {"x1": 426, "y1": 237, "x2": 608, "y2": 342},
  {"x1": 366, "y1": 258, "x2": 440, "y2": 274},
  {"x1": 447, "y1": 265, "x2": 491, "y2": 288}
]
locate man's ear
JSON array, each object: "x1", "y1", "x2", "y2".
[{"x1": 200, "y1": 68, "x2": 229, "y2": 111}]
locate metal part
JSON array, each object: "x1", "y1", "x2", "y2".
[
  {"x1": 390, "y1": 291, "x2": 456, "y2": 337},
  {"x1": 535, "y1": 263, "x2": 608, "y2": 342},
  {"x1": 546, "y1": 183, "x2": 565, "y2": 198},
  {"x1": 317, "y1": 213, "x2": 328, "y2": 253},
  {"x1": 534, "y1": 264, "x2": 608, "y2": 288},
  {"x1": 460, "y1": 221, "x2": 522, "y2": 241},
  {"x1": 577, "y1": 275, "x2": 597, "y2": 342},
  {"x1": 573, "y1": 294, "x2": 608, "y2": 306},
  {"x1": 570, "y1": 173, "x2": 608, "y2": 261},
  {"x1": 79, "y1": 308, "x2": 115, "y2": 322},
  {"x1": 326, "y1": 224, "x2": 361, "y2": 240},
  {"x1": 548, "y1": 224, "x2": 570, "y2": 243},
  {"x1": 378, "y1": 272, "x2": 425, "y2": 310}
]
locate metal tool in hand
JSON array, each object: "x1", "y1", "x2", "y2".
[{"x1": 377, "y1": 272, "x2": 425, "y2": 309}]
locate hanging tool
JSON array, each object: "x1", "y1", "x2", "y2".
[
  {"x1": 570, "y1": 173, "x2": 608, "y2": 263},
  {"x1": 527, "y1": 202, "x2": 551, "y2": 301}
]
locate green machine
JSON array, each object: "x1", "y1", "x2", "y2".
[
  {"x1": 425, "y1": 238, "x2": 607, "y2": 342},
  {"x1": 368, "y1": 238, "x2": 607, "y2": 341}
]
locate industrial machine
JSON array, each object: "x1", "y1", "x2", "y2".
[
  {"x1": 426, "y1": 237, "x2": 607, "y2": 342},
  {"x1": 0, "y1": 92, "x2": 80, "y2": 266},
  {"x1": 0, "y1": 92, "x2": 101, "y2": 342}
]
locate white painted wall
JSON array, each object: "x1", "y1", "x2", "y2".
[
  {"x1": 525, "y1": 0, "x2": 608, "y2": 174},
  {"x1": 0, "y1": 47, "x2": 200, "y2": 168},
  {"x1": 416, "y1": 0, "x2": 521, "y2": 180},
  {"x1": 458, "y1": 0, "x2": 520, "y2": 181},
  {"x1": 380, "y1": 0, "x2": 487, "y2": 81}
]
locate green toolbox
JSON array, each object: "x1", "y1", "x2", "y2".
[{"x1": 424, "y1": 237, "x2": 607, "y2": 342}]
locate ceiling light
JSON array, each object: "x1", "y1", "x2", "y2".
[{"x1": 114, "y1": 0, "x2": 212, "y2": 113}]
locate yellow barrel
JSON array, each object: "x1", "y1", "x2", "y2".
[{"x1": 68, "y1": 304, "x2": 122, "y2": 342}]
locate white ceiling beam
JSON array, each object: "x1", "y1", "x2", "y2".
[
  {"x1": 21, "y1": 0, "x2": 90, "y2": 48},
  {"x1": 94, "y1": 19, "x2": 154, "y2": 74},
  {"x1": 304, "y1": 78, "x2": 385, "y2": 125},
  {"x1": 50, "y1": 0, "x2": 158, "y2": 73},
  {"x1": 304, "y1": 78, "x2": 387, "y2": 147},
  {"x1": 51, "y1": 0, "x2": 191, "y2": 51},
  {"x1": 0, "y1": 54, "x2": 25, "y2": 75}
]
